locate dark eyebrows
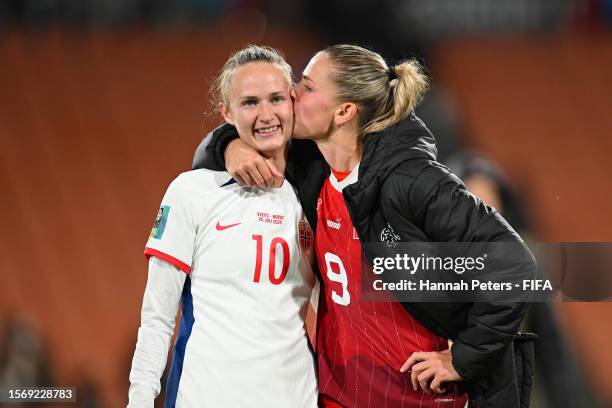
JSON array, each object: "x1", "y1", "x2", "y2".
[{"x1": 302, "y1": 74, "x2": 312, "y2": 82}]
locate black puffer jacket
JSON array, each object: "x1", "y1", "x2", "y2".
[{"x1": 193, "y1": 113, "x2": 536, "y2": 408}]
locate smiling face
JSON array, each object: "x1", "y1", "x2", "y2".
[
  {"x1": 221, "y1": 62, "x2": 293, "y2": 159},
  {"x1": 292, "y1": 52, "x2": 340, "y2": 140}
]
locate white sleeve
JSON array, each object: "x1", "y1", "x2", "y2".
[
  {"x1": 127, "y1": 256, "x2": 187, "y2": 408},
  {"x1": 145, "y1": 175, "x2": 198, "y2": 273}
]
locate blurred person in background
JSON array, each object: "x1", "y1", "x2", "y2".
[
  {"x1": 0, "y1": 318, "x2": 52, "y2": 388},
  {"x1": 446, "y1": 152, "x2": 527, "y2": 234},
  {"x1": 196, "y1": 44, "x2": 536, "y2": 408},
  {"x1": 128, "y1": 45, "x2": 317, "y2": 408}
]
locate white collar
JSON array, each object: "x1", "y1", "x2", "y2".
[{"x1": 329, "y1": 163, "x2": 360, "y2": 192}]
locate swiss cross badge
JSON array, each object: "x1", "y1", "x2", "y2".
[{"x1": 299, "y1": 219, "x2": 312, "y2": 251}]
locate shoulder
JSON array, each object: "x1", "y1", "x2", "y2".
[
  {"x1": 384, "y1": 159, "x2": 462, "y2": 193},
  {"x1": 279, "y1": 179, "x2": 301, "y2": 200},
  {"x1": 171, "y1": 169, "x2": 230, "y2": 190},
  {"x1": 380, "y1": 159, "x2": 467, "y2": 213},
  {"x1": 162, "y1": 169, "x2": 231, "y2": 206}
]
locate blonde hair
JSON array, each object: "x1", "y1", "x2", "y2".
[
  {"x1": 323, "y1": 44, "x2": 429, "y2": 136},
  {"x1": 210, "y1": 45, "x2": 292, "y2": 108}
]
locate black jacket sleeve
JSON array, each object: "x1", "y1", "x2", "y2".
[
  {"x1": 192, "y1": 123, "x2": 239, "y2": 170},
  {"x1": 407, "y1": 160, "x2": 536, "y2": 381}
]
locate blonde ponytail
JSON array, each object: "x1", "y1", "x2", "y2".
[
  {"x1": 364, "y1": 60, "x2": 429, "y2": 134},
  {"x1": 323, "y1": 44, "x2": 429, "y2": 137}
]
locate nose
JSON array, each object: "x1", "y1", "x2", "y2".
[{"x1": 258, "y1": 101, "x2": 274, "y2": 123}]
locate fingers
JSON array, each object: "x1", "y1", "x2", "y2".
[
  {"x1": 410, "y1": 360, "x2": 432, "y2": 392},
  {"x1": 235, "y1": 170, "x2": 253, "y2": 187},
  {"x1": 229, "y1": 158, "x2": 285, "y2": 189},
  {"x1": 226, "y1": 139, "x2": 272, "y2": 188},
  {"x1": 264, "y1": 158, "x2": 285, "y2": 188},
  {"x1": 401, "y1": 350, "x2": 459, "y2": 395},
  {"x1": 229, "y1": 159, "x2": 265, "y2": 188},
  {"x1": 228, "y1": 165, "x2": 255, "y2": 187},
  {"x1": 254, "y1": 160, "x2": 274, "y2": 188},
  {"x1": 233, "y1": 174, "x2": 247, "y2": 186},
  {"x1": 416, "y1": 367, "x2": 437, "y2": 394},
  {"x1": 249, "y1": 165, "x2": 267, "y2": 188},
  {"x1": 400, "y1": 353, "x2": 417, "y2": 373},
  {"x1": 400, "y1": 352, "x2": 430, "y2": 373},
  {"x1": 430, "y1": 373, "x2": 448, "y2": 394},
  {"x1": 223, "y1": 136, "x2": 286, "y2": 188},
  {"x1": 265, "y1": 158, "x2": 284, "y2": 178}
]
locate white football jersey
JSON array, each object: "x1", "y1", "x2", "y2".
[{"x1": 143, "y1": 169, "x2": 317, "y2": 408}]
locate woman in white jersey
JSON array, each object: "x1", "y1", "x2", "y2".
[{"x1": 127, "y1": 46, "x2": 317, "y2": 408}]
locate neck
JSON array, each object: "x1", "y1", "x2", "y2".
[{"x1": 314, "y1": 127, "x2": 362, "y2": 172}]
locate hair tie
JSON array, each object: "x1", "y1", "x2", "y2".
[{"x1": 387, "y1": 68, "x2": 397, "y2": 81}]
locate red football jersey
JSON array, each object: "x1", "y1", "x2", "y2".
[{"x1": 315, "y1": 167, "x2": 468, "y2": 408}]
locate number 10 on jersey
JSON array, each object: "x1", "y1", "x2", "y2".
[{"x1": 252, "y1": 235, "x2": 290, "y2": 284}]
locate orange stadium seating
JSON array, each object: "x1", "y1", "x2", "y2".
[{"x1": 0, "y1": 28, "x2": 611, "y2": 406}]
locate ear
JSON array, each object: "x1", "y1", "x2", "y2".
[
  {"x1": 220, "y1": 102, "x2": 234, "y2": 125},
  {"x1": 334, "y1": 102, "x2": 358, "y2": 126}
]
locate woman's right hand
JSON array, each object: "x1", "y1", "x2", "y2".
[{"x1": 225, "y1": 139, "x2": 284, "y2": 188}]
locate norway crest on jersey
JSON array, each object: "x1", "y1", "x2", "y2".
[{"x1": 299, "y1": 218, "x2": 313, "y2": 252}]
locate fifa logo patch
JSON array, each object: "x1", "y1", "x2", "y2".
[
  {"x1": 150, "y1": 205, "x2": 170, "y2": 239},
  {"x1": 380, "y1": 223, "x2": 400, "y2": 247}
]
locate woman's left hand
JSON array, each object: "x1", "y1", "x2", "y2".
[{"x1": 400, "y1": 349, "x2": 462, "y2": 394}]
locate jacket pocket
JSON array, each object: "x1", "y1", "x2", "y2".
[
  {"x1": 468, "y1": 332, "x2": 538, "y2": 408},
  {"x1": 514, "y1": 332, "x2": 537, "y2": 408}
]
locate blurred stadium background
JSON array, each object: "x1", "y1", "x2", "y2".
[{"x1": 0, "y1": 0, "x2": 611, "y2": 407}]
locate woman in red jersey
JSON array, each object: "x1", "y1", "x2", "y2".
[{"x1": 195, "y1": 44, "x2": 535, "y2": 408}]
